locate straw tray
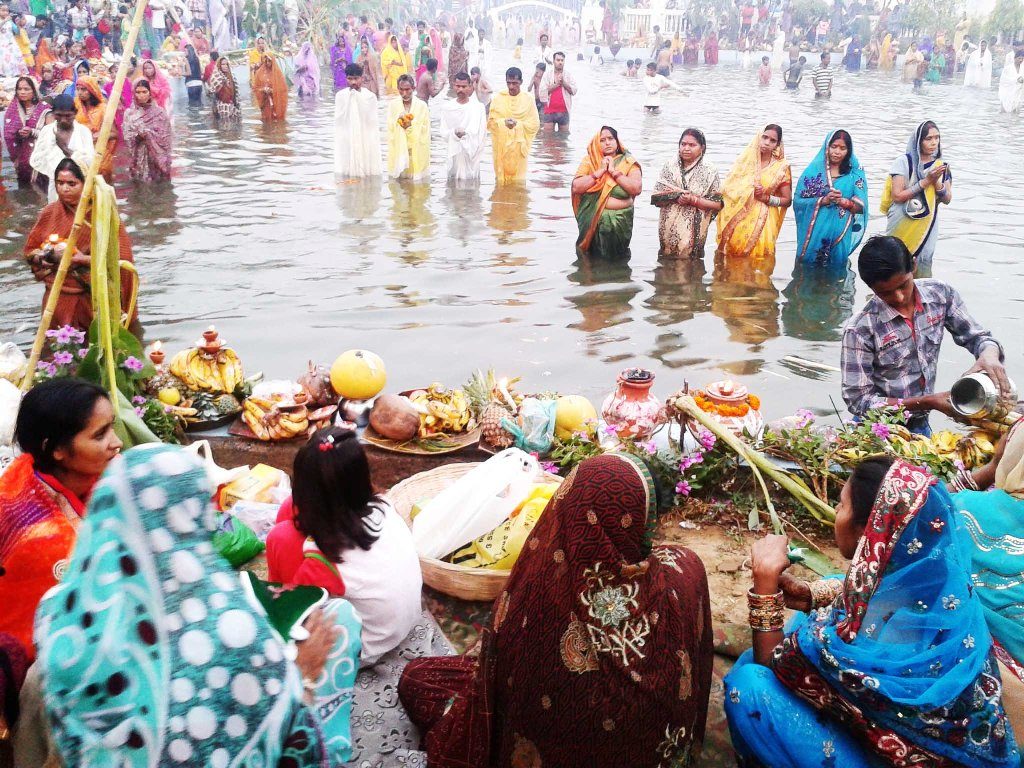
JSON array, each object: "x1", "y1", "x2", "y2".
[{"x1": 388, "y1": 462, "x2": 562, "y2": 602}]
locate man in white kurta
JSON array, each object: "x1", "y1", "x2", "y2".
[
  {"x1": 440, "y1": 72, "x2": 486, "y2": 182},
  {"x1": 29, "y1": 94, "x2": 95, "y2": 202},
  {"x1": 963, "y1": 39, "x2": 993, "y2": 88},
  {"x1": 333, "y1": 62, "x2": 382, "y2": 177}
]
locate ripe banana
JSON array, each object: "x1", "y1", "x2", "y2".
[
  {"x1": 169, "y1": 348, "x2": 246, "y2": 395},
  {"x1": 242, "y1": 396, "x2": 308, "y2": 441}
]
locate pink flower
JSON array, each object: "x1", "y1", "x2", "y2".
[
  {"x1": 698, "y1": 428, "x2": 716, "y2": 451},
  {"x1": 679, "y1": 453, "x2": 703, "y2": 472},
  {"x1": 871, "y1": 423, "x2": 891, "y2": 440},
  {"x1": 675, "y1": 480, "x2": 692, "y2": 497},
  {"x1": 639, "y1": 440, "x2": 657, "y2": 455},
  {"x1": 132, "y1": 396, "x2": 147, "y2": 406},
  {"x1": 602, "y1": 423, "x2": 619, "y2": 436},
  {"x1": 795, "y1": 408, "x2": 814, "y2": 428},
  {"x1": 78, "y1": 348, "x2": 89, "y2": 358},
  {"x1": 540, "y1": 461, "x2": 560, "y2": 475},
  {"x1": 123, "y1": 356, "x2": 144, "y2": 373},
  {"x1": 53, "y1": 351, "x2": 75, "y2": 366},
  {"x1": 134, "y1": 407, "x2": 145, "y2": 418}
]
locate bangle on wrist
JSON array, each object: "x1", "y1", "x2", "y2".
[{"x1": 808, "y1": 578, "x2": 844, "y2": 609}]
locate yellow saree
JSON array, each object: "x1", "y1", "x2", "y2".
[
  {"x1": 716, "y1": 128, "x2": 791, "y2": 260},
  {"x1": 386, "y1": 96, "x2": 430, "y2": 178},
  {"x1": 487, "y1": 90, "x2": 540, "y2": 184},
  {"x1": 381, "y1": 36, "x2": 411, "y2": 94}
]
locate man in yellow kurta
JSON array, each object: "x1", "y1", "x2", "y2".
[
  {"x1": 386, "y1": 74, "x2": 430, "y2": 179},
  {"x1": 487, "y1": 66, "x2": 539, "y2": 184}
]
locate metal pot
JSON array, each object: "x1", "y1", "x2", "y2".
[{"x1": 949, "y1": 373, "x2": 1017, "y2": 420}]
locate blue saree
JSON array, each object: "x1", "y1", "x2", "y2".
[
  {"x1": 34, "y1": 445, "x2": 363, "y2": 767},
  {"x1": 794, "y1": 129, "x2": 868, "y2": 267},
  {"x1": 726, "y1": 460, "x2": 1019, "y2": 768}
]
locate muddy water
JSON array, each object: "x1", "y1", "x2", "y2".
[{"x1": 2, "y1": 50, "x2": 1021, "y2": 420}]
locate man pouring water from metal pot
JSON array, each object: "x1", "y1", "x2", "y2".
[{"x1": 840, "y1": 235, "x2": 1011, "y2": 436}]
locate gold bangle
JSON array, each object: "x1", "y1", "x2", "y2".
[
  {"x1": 748, "y1": 606, "x2": 785, "y2": 632},
  {"x1": 747, "y1": 589, "x2": 785, "y2": 610}
]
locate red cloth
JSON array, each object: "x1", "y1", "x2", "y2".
[
  {"x1": 266, "y1": 497, "x2": 345, "y2": 595},
  {"x1": 545, "y1": 86, "x2": 567, "y2": 113},
  {"x1": 23, "y1": 199, "x2": 136, "y2": 331},
  {"x1": 0, "y1": 456, "x2": 87, "y2": 660},
  {"x1": 398, "y1": 453, "x2": 714, "y2": 768}
]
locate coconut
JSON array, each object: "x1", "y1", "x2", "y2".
[{"x1": 369, "y1": 394, "x2": 420, "y2": 441}]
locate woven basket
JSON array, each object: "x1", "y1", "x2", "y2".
[{"x1": 388, "y1": 462, "x2": 561, "y2": 602}]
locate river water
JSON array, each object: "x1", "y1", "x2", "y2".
[{"x1": 2, "y1": 50, "x2": 1021, "y2": 421}]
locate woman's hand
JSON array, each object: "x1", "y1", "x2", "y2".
[
  {"x1": 70, "y1": 251, "x2": 91, "y2": 267},
  {"x1": 295, "y1": 609, "x2": 340, "y2": 689},
  {"x1": 752, "y1": 183, "x2": 766, "y2": 202},
  {"x1": 751, "y1": 533, "x2": 791, "y2": 594},
  {"x1": 778, "y1": 571, "x2": 812, "y2": 611}
]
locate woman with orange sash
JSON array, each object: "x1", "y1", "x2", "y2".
[
  {"x1": 252, "y1": 53, "x2": 288, "y2": 121},
  {"x1": 74, "y1": 74, "x2": 116, "y2": 177},
  {"x1": 0, "y1": 378, "x2": 121, "y2": 661},
  {"x1": 716, "y1": 123, "x2": 791, "y2": 260},
  {"x1": 570, "y1": 125, "x2": 642, "y2": 258}
]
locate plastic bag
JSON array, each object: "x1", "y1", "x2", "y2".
[
  {"x1": 0, "y1": 378, "x2": 21, "y2": 448},
  {"x1": 409, "y1": 448, "x2": 538, "y2": 559},
  {"x1": 0, "y1": 343, "x2": 26, "y2": 383},
  {"x1": 230, "y1": 500, "x2": 281, "y2": 541},
  {"x1": 502, "y1": 398, "x2": 556, "y2": 455},
  {"x1": 183, "y1": 439, "x2": 250, "y2": 489},
  {"x1": 449, "y1": 483, "x2": 557, "y2": 569},
  {"x1": 213, "y1": 514, "x2": 266, "y2": 567}
]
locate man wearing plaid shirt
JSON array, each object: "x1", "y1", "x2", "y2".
[{"x1": 841, "y1": 236, "x2": 1009, "y2": 434}]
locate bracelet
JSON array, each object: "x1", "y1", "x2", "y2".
[
  {"x1": 767, "y1": 194, "x2": 781, "y2": 207},
  {"x1": 908, "y1": 181, "x2": 923, "y2": 195},
  {"x1": 747, "y1": 589, "x2": 786, "y2": 632},
  {"x1": 301, "y1": 676, "x2": 317, "y2": 693},
  {"x1": 808, "y1": 578, "x2": 844, "y2": 609}
]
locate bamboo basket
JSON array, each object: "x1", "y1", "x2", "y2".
[{"x1": 388, "y1": 463, "x2": 561, "y2": 602}]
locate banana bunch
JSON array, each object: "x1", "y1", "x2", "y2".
[
  {"x1": 889, "y1": 429, "x2": 996, "y2": 469},
  {"x1": 242, "y1": 396, "x2": 309, "y2": 441},
  {"x1": 407, "y1": 384, "x2": 474, "y2": 438},
  {"x1": 169, "y1": 348, "x2": 244, "y2": 395}
]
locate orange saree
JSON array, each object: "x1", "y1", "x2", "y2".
[
  {"x1": 24, "y1": 198, "x2": 136, "y2": 331},
  {"x1": 0, "y1": 455, "x2": 87, "y2": 660},
  {"x1": 74, "y1": 75, "x2": 117, "y2": 177},
  {"x1": 253, "y1": 55, "x2": 289, "y2": 121}
]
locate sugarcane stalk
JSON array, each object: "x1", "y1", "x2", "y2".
[
  {"x1": 20, "y1": 0, "x2": 151, "y2": 392},
  {"x1": 672, "y1": 395, "x2": 837, "y2": 525}
]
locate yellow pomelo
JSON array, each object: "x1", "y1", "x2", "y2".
[
  {"x1": 157, "y1": 388, "x2": 181, "y2": 406},
  {"x1": 554, "y1": 395, "x2": 597, "y2": 440},
  {"x1": 330, "y1": 350, "x2": 387, "y2": 400}
]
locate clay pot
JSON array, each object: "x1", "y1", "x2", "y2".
[{"x1": 601, "y1": 368, "x2": 665, "y2": 441}]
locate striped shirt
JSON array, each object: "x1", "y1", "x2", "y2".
[
  {"x1": 810, "y1": 65, "x2": 835, "y2": 95},
  {"x1": 840, "y1": 279, "x2": 1002, "y2": 418}
]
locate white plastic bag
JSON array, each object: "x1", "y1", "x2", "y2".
[
  {"x1": 183, "y1": 439, "x2": 250, "y2": 488},
  {"x1": 230, "y1": 501, "x2": 281, "y2": 541},
  {"x1": 0, "y1": 378, "x2": 21, "y2": 448},
  {"x1": 0, "y1": 343, "x2": 27, "y2": 384},
  {"x1": 409, "y1": 448, "x2": 538, "y2": 559}
]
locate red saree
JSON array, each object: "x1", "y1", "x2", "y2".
[
  {"x1": 399, "y1": 453, "x2": 713, "y2": 768},
  {"x1": 0, "y1": 455, "x2": 86, "y2": 660},
  {"x1": 23, "y1": 198, "x2": 136, "y2": 331}
]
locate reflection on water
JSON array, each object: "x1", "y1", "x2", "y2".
[
  {"x1": 1, "y1": 54, "x2": 1022, "y2": 418},
  {"x1": 712, "y1": 255, "x2": 779, "y2": 347},
  {"x1": 781, "y1": 264, "x2": 857, "y2": 342}
]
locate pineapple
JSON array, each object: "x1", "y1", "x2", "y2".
[
  {"x1": 213, "y1": 393, "x2": 242, "y2": 415},
  {"x1": 480, "y1": 402, "x2": 514, "y2": 449},
  {"x1": 146, "y1": 369, "x2": 190, "y2": 399}
]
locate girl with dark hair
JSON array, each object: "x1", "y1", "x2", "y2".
[
  {"x1": 570, "y1": 125, "x2": 642, "y2": 258},
  {"x1": 726, "y1": 458, "x2": 1020, "y2": 767},
  {"x1": 3, "y1": 75, "x2": 49, "y2": 190},
  {"x1": 652, "y1": 126, "x2": 723, "y2": 259},
  {"x1": 0, "y1": 378, "x2": 121, "y2": 660},
  {"x1": 267, "y1": 426, "x2": 422, "y2": 665},
  {"x1": 717, "y1": 123, "x2": 792, "y2": 260},
  {"x1": 794, "y1": 128, "x2": 868, "y2": 266}
]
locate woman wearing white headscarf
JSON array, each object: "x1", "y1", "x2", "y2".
[
  {"x1": 963, "y1": 38, "x2": 993, "y2": 87},
  {"x1": 998, "y1": 49, "x2": 1023, "y2": 112}
]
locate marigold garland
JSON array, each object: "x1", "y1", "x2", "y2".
[{"x1": 694, "y1": 391, "x2": 761, "y2": 418}]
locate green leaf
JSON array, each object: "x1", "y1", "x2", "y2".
[
  {"x1": 75, "y1": 346, "x2": 102, "y2": 385},
  {"x1": 115, "y1": 324, "x2": 144, "y2": 358}
]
